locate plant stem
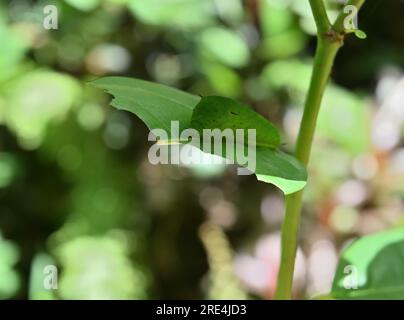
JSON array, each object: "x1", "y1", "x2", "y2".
[
  {"x1": 274, "y1": 0, "x2": 367, "y2": 300},
  {"x1": 293, "y1": 41, "x2": 341, "y2": 166},
  {"x1": 333, "y1": 0, "x2": 366, "y2": 33},
  {"x1": 275, "y1": 40, "x2": 341, "y2": 300},
  {"x1": 309, "y1": 0, "x2": 331, "y2": 33}
]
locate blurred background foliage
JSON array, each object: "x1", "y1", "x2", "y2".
[{"x1": 0, "y1": 0, "x2": 403, "y2": 299}]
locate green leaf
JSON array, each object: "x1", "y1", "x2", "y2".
[
  {"x1": 127, "y1": 0, "x2": 215, "y2": 29},
  {"x1": 254, "y1": 148, "x2": 307, "y2": 194},
  {"x1": 0, "y1": 238, "x2": 20, "y2": 299},
  {"x1": 28, "y1": 253, "x2": 56, "y2": 300},
  {"x1": 200, "y1": 62, "x2": 242, "y2": 98},
  {"x1": 2, "y1": 70, "x2": 81, "y2": 149},
  {"x1": 354, "y1": 29, "x2": 367, "y2": 40},
  {"x1": 183, "y1": 143, "x2": 306, "y2": 194},
  {"x1": 56, "y1": 236, "x2": 146, "y2": 299},
  {"x1": 0, "y1": 14, "x2": 28, "y2": 82},
  {"x1": 331, "y1": 228, "x2": 404, "y2": 299},
  {"x1": 190, "y1": 96, "x2": 280, "y2": 149},
  {"x1": 199, "y1": 27, "x2": 250, "y2": 68},
  {"x1": 91, "y1": 76, "x2": 201, "y2": 133},
  {"x1": 64, "y1": 0, "x2": 100, "y2": 11},
  {"x1": 91, "y1": 77, "x2": 307, "y2": 194}
]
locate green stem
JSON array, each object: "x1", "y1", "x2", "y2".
[
  {"x1": 274, "y1": 0, "x2": 367, "y2": 300},
  {"x1": 309, "y1": 0, "x2": 331, "y2": 33},
  {"x1": 275, "y1": 40, "x2": 341, "y2": 300},
  {"x1": 294, "y1": 41, "x2": 341, "y2": 166},
  {"x1": 333, "y1": 0, "x2": 366, "y2": 33}
]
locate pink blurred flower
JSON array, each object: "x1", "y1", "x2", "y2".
[{"x1": 234, "y1": 233, "x2": 306, "y2": 299}]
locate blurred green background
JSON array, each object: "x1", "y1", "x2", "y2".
[{"x1": 0, "y1": 0, "x2": 403, "y2": 299}]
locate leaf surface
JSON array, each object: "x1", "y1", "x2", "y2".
[
  {"x1": 190, "y1": 96, "x2": 280, "y2": 148},
  {"x1": 91, "y1": 77, "x2": 307, "y2": 194},
  {"x1": 331, "y1": 229, "x2": 404, "y2": 299},
  {"x1": 92, "y1": 77, "x2": 200, "y2": 133}
]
